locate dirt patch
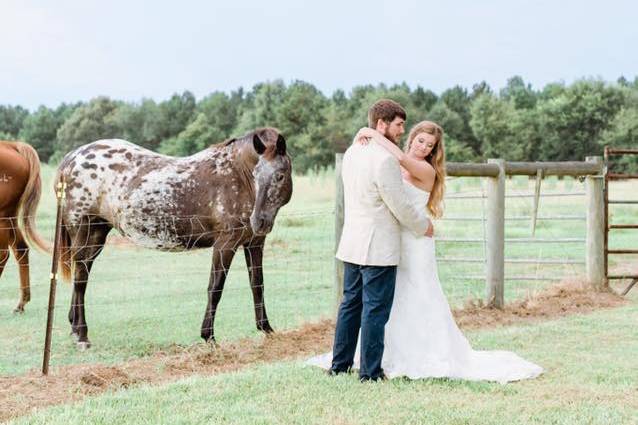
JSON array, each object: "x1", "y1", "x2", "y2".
[
  {"x1": 79, "y1": 366, "x2": 136, "y2": 389},
  {"x1": 0, "y1": 282, "x2": 627, "y2": 423},
  {"x1": 453, "y1": 280, "x2": 626, "y2": 330}
]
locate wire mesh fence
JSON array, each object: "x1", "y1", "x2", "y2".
[
  {"x1": 1, "y1": 171, "x2": 628, "y2": 376},
  {"x1": 435, "y1": 175, "x2": 589, "y2": 304},
  {"x1": 0, "y1": 207, "x2": 335, "y2": 375}
]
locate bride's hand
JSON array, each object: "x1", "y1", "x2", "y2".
[
  {"x1": 424, "y1": 221, "x2": 434, "y2": 238},
  {"x1": 354, "y1": 127, "x2": 378, "y2": 145}
]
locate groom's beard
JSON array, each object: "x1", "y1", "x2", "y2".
[{"x1": 382, "y1": 129, "x2": 400, "y2": 145}]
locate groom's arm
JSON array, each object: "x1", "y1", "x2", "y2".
[{"x1": 376, "y1": 155, "x2": 431, "y2": 236}]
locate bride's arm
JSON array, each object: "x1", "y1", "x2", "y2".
[{"x1": 355, "y1": 128, "x2": 436, "y2": 191}]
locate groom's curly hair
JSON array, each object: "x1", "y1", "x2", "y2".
[{"x1": 367, "y1": 99, "x2": 407, "y2": 128}]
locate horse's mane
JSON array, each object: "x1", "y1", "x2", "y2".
[{"x1": 220, "y1": 127, "x2": 280, "y2": 147}]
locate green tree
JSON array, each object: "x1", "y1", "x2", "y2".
[
  {"x1": 411, "y1": 86, "x2": 438, "y2": 112},
  {"x1": 158, "y1": 91, "x2": 197, "y2": 139},
  {"x1": 537, "y1": 79, "x2": 625, "y2": 161},
  {"x1": 470, "y1": 81, "x2": 493, "y2": 100},
  {"x1": 0, "y1": 105, "x2": 29, "y2": 138},
  {"x1": 500, "y1": 76, "x2": 537, "y2": 109},
  {"x1": 198, "y1": 90, "x2": 242, "y2": 137},
  {"x1": 600, "y1": 107, "x2": 638, "y2": 172},
  {"x1": 326, "y1": 90, "x2": 355, "y2": 153},
  {"x1": 159, "y1": 113, "x2": 227, "y2": 156},
  {"x1": 470, "y1": 93, "x2": 524, "y2": 160},
  {"x1": 444, "y1": 135, "x2": 477, "y2": 162},
  {"x1": 55, "y1": 97, "x2": 123, "y2": 159},
  {"x1": 440, "y1": 85, "x2": 480, "y2": 154},
  {"x1": 162, "y1": 90, "x2": 245, "y2": 156},
  {"x1": 236, "y1": 80, "x2": 287, "y2": 132},
  {"x1": 19, "y1": 106, "x2": 61, "y2": 162},
  {"x1": 275, "y1": 81, "x2": 330, "y2": 171},
  {"x1": 112, "y1": 99, "x2": 164, "y2": 150},
  {"x1": 508, "y1": 107, "x2": 544, "y2": 161}
]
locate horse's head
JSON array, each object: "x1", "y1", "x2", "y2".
[{"x1": 249, "y1": 130, "x2": 293, "y2": 236}]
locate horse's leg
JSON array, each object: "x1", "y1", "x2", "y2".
[
  {"x1": 0, "y1": 246, "x2": 8, "y2": 280},
  {"x1": 0, "y1": 221, "x2": 10, "y2": 292},
  {"x1": 10, "y1": 226, "x2": 30, "y2": 313},
  {"x1": 200, "y1": 243, "x2": 237, "y2": 343},
  {"x1": 243, "y1": 237, "x2": 273, "y2": 334},
  {"x1": 68, "y1": 289, "x2": 77, "y2": 331},
  {"x1": 69, "y1": 218, "x2": 111, "y2": 349}
]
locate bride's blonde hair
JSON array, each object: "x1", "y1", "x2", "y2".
[{"x1": 404, "y1": 121, "x2": 446, "y2": 218}]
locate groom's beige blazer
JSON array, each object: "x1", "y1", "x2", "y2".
[{"x1": 336, "y1": 141, "x2": 430, "y2": 266}]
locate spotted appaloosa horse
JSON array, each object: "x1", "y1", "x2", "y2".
[
  {"x1": 0, "y1": 141, "x2": 48, "y2": 313},
  {"x1": 56, "y1": 128, "x2": 293, "y2": 349}
]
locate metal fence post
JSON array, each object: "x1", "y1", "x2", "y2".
[
  {"x1": 42, "y1": 179, "x2": 66, "y2": 375},
  {"x1": 334, "y1": 153, "x2": 344, "y2": 312}
]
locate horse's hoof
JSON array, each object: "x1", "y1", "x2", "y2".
[
  {"x1": 200, "y1": 330, "x2": 214, "y2": 343},
  {"x1": 13, "y1": 306, "x2": 25, "y2": 314},
  {"x1": 70, "y1": 331, "x2": 80, "y2": 341},
  {"x1": 76, "y1": 341, "x2": 91, "y2": 351},
  {"x1": 258, "y1": 323, "x2": 274, "y2": 334}
]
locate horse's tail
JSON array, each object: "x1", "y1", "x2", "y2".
[
  {"x1": 15, "y1": 142, "x2": 50, "y2": 252},
  {"x1": 58, "y1": 221, "x2": 73, "y2": 282}
]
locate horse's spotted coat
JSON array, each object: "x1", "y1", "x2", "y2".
[{"x1": 58, "y1": 129, "x2": 291, "y2": 251}]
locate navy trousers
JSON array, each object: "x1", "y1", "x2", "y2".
[{"x1": 331, "y1": 262, "x2": 397, "y2": 379}]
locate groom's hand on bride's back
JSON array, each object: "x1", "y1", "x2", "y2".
[{"x1": 424, "y1": 221, "x2": 434, "y2": 238}]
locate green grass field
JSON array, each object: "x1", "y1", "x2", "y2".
[
  {"x1": 9, "y1": 295, "x2": 638, "y2": 424},
  {"x1": 0, "y1": 165, "x2": 636, "y2": 378}
]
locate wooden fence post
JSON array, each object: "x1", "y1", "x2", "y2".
[
  {"x1": 334, "y1": 153, "x2": 344, "y2": 311},
  {"x1": 486, "y1": 159, "x2": 505, "y2": 308},
  {"x1": 530, "y1": 169, "x2": 543, "y2": 236},
  {"x1": 585, "y1": 156, "x2": 605, "y2": 290}
]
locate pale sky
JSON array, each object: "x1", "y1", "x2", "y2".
[{"x1": 1, "y1": 0, "x2": 636, "y2": 110}]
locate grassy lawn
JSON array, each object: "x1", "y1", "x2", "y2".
[
  {"x1": 9, "y1": 297, "x2": 638, "y2": 425},
  {"x1": 0, "y1": 165, "x2": 635, "y2": 376}
]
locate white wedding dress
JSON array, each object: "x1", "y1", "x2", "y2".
[{"x1": 307, "y1": 180, "x2": 543, "y2": 384}]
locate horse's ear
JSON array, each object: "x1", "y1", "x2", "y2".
[
  {"x1": 275, "y1": 134, "x2": 287, "y2": 155},
  {"x1": 253, "y1": 134, "x2": 266, "y2": 155}
]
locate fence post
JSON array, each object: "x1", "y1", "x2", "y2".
[
  {"x1": 486, "y1": 159, "x2": 505, "y2": 308},
  {"x1": 42, "y1": 179, "x2": 66, "y2": 375},
  {"x1": 585, "y1": 156, "x2": 605, "y2": 290},
  {"x1": 334, "y1": 153, "x2": 344, "y2": 311},
  {"x1": 530, "y1": 169, "x2": 543, "y2": 236}
]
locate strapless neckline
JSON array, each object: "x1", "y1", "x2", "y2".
[{"x1": 402, "y1": 178, "x2": 430, "y2": 194}]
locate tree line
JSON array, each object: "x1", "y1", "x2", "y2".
[{"x1": 1, "y1": 76, "x2": 637, "y2": 173}]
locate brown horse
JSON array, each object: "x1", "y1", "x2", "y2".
[
  {"x1": 0, "y1": 141, "x2": 48, "y2": 313},
  {"x1": 56, "y1": 128, "x2": 293, "y2": 349}
]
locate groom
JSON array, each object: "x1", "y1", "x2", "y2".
[{"x1": 331, "y1": 99, "x2": 433, "y2": 381}]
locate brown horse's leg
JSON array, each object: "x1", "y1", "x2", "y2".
[
  {"x1": 0, "y1": 223, "x2": 9, "y2": 288},
  {"x1": 0, "y1": 247, "x2": 8, "y2": 279},
  {"x1": 243, "y1": 237, "x2": 273, "y2": 334},
  {"x1": 11, "y1": 226, "x2": 30, "y2": 313},
  {"x1": 200, "y1": 243, "x2": 237, "y2": 343},
  {"x1": 68, "y1": 217, "x2": 111, "y2": 349}
]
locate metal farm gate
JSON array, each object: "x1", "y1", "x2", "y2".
[{"x1": 603, "y1": 147, "x2": 638, "y2": 295}]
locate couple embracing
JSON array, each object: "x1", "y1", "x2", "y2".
[{"x1": 307, "y1": 99, "x2": 543, "y2": 383}]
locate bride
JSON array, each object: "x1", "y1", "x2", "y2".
[{"x1": 307, "y1": 120, "x2": 543, "y2": 383}]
